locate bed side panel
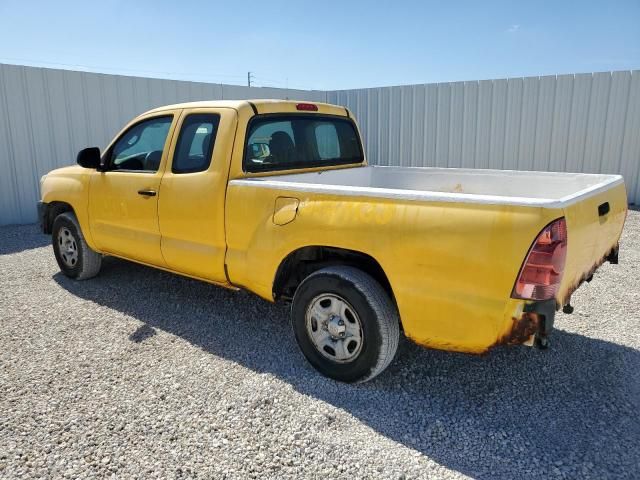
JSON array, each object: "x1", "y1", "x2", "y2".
[{"x1": 225, "y1": 183, "x2": 559, "y2": 353}]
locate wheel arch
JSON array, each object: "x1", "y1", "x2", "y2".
[
  {"x1": 43, "y1": 201, "x2": 76, "y2": 234},
  {"x1": 272, "y1": 245, "x2": 395, "y2": 304}
]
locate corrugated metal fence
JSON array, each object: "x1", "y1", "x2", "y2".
[
  {"x1": 1, "y1": 63, "x2": 639, "y2": 225},
  {"x1": 0, "y1": 63, "x2": 325, "y2": 225},
  {"x1": 328, "y1": 71, "x2": 640, "y2": 205}
]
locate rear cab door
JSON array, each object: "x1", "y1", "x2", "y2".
[{"x1": 157, "y1": 107, "x2": 238, "y2": 283}]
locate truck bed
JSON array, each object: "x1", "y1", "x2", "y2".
[
  {"x1": 233, "y1": 166, "x2": 624, "y2": 208},
  {"x1": 232, "y1": 165, "x2": 627, "y2": 310}
]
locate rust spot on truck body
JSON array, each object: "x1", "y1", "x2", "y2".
[{"x1": 495, "y1": 312, "x2": 542, "y2": 347}]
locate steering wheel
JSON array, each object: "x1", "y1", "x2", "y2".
[{"x1": 143, "y1": 151, "x2": 162, "y2": 171}]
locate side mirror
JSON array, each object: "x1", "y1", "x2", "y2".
[{"x1": 77, "y1": 147, "x2": 101, "y2": 169}]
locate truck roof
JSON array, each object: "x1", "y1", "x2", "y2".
[{"x1": 145, "y1": 99, "x2": 350, "y2": 117}]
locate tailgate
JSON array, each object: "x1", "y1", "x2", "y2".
[{"x1": 558, "y1": 177, "x2": 627, "y2": 304}]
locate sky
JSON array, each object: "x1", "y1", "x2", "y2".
[{"x1": 0, "y1": 0, "x2": 638, "y2": 91}]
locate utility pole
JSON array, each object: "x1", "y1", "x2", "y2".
[{"x1": 247, "y1": 71, "x2": 254, "y2": 88}]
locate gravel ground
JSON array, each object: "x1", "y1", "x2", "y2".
[{"x1": 1, "y1": 211, "x2": 639, "y2": 480}]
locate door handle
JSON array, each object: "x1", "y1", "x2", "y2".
[{"x1": 137, "y1": 189, "x2": 157, "y2": 197}]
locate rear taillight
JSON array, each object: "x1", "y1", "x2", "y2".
[{"x1": 511, "y1": 218, "x2": 567, "y2": 301}]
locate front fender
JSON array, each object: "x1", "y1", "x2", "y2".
[{"x1": 40, "y1": 166, "x2": 97, "y2": 251}]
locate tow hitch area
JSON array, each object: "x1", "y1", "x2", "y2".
[
  {"x1": 495, "y1": 243, "x2": 622, "y2": 351},
  {"x1": 495, "y1": 299, "x2": 557, "y2": 349}
]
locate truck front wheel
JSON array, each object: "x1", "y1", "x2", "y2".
[
  {"x1": 52, "y1": 212, "x2": 102, "y2": 280},
  {"x1": 291, "y1": 266, "x2": 399, "y2": 383}
]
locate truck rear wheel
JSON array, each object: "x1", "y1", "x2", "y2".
[
  {"x1": 291, "y1": 266, "x2": 399, "y2": 383},
  {"x1": 52, "y1": 212, "x2": 102, "y2": 280}
]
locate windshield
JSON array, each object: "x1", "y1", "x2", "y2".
[{"x1": 244, "y1": 115, "x2": 364, "y2": 172}]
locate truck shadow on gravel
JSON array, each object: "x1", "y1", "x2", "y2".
[
  {"x1": 54, "y1": 257, "x2": 640, "y2": 480},
  {"x1": 0, "y1": 224, "x2": 49, "y2": 255}
]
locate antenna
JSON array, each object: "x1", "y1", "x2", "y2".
[{"x1": 247, "y1": 71, "x2": 254, "y2": 87}]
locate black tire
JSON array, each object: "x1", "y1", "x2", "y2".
[
  {"x1": 291, "y1": 266, "x2": 399, "y2": 383},
  {"x1": 52, "y1": 212, "x2": 102, "y2": 280}
]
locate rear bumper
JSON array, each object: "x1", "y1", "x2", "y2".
[{"x1": 495, "y1": 299, "x2": 557, "y2": 348}]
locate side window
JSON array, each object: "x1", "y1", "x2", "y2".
[
  {"x1": 172, "y1": 114, "x2": 220, "y2": 173},
  {"x1": 109, "y1": 116, "x2": 173, "y2": 172}
]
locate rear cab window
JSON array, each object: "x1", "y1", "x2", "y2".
[
  {"x1": 172, "y1": 114, "x2": 220, "y2": 173},
  {"x1": 244, "y1": 115, "x2": 363, "y2": 172}
]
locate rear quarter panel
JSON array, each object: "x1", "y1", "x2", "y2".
[{"x1": 225, "y1": 183, "x2": 562, "y2": 353}]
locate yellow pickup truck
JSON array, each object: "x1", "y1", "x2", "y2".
[{"x1": 38, "y1": 100, "x2": 627, "y2": 382}]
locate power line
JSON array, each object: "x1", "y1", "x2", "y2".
[
  {"x1": 0, "y1": 57, "x2": 248, "y2": 83},
  {"x1": 0, "y1": 57, "x2": 321, "y2": 90},
  {"x1": 255, "y1": 80, "x2": 319, "y2": 91},
  {"x1": 252, "y1": 74, "x2": 318, "y2": 90}
]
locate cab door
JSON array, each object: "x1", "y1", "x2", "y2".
[
  {"x1": 88, "y1": 112, "x2": 178, "y2": 266},
  {"x1": 158, "y1": 108, "x2": 237, "y2": 283}
]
